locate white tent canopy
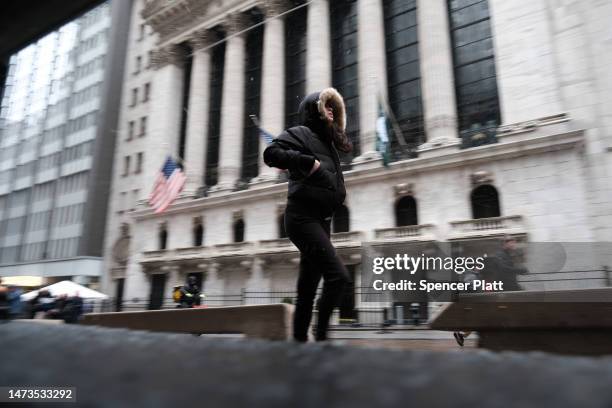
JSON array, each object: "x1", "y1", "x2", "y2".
[{"x1": 21, "y1": 280, "x2": 109, "y2": 301}]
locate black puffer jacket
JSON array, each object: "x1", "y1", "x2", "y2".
[{"x1": 263, "y1": 88, "x2": 347, "y2": 217}]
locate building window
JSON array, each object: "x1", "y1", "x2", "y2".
[
  {"x1": 241, "y1": 14, "x2": 264, "y2": 183},
  {"x1": 205, "y1": 36, "x2": 226, "y2": 187},
  {"x1": 131, "y1": 88, "x2": 138, "y2": 107},
  {"x1": 448, "y1": 0, "x2": 501, "y2": 135},
  {"x1": 333, "y1": 204, "x2": 350, "y2": 233},
  {"x1": 134, "y1": 56, "x2": 142, "y2": 74},
  {"x1": 147, "y1": 50, "x2": 153, "y2": 68},
  {"x1": 5, "y1": 216, "x2": 25, "y2": 235},
  {"x1": 233, "y1": 218, "x2": 245, "y2": 243},
  {"x1": 331, "y1": 0, "x2": 360, "y2": 161},
  {"x1": 278, "y1": 213, "x2": 287, "y2": 238},
  {"x1": 127, "y1": 121, "x2": 135, "y2": 141},
  {"x1": 471, "y1": 184, "x2": 500, "y2": 219},
  {"x1": 143, "y1": 82, "x2": 151, "y2": 102},
  {"x1": 158, "y1": 223, "x2": 168, "y2": 250},
  {"x1": 178, "y1": 43, "x2": 191, "y2": 161},
  {"x1": 284, "y1": 4, "x2": 307, "y2": 128},
  {"x1": 193, "y1": 218, "x2": 204, "y2": 247},
  {"x1": 140, "y1": 116, "x2": 147, "y2": 137},
  {"x1": 384, "y1": 0, "x2": 424, "y2": 159},
  {"x1": 135, "y1": 152, "x2": 143, "y2": 174},
  {"x1": 0, "y1": 246, "x2": 18, "y2": 264},
  {"x1": 395, "y1": 196, "x2": 418, "y2": 226},
  {"x1": 123, "y1": 156, "x2": 131, "y2": 177},
  {"x1": 57, "y1": 172, "x2": 88, "y2": 195},
  {"x1": 138, "y1": 23, "x2": 146, "y2": 41},
  {"x1": 118, "y1": 191, "x2": 127, "y2": 214}
]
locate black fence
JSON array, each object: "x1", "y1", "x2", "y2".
[
  {"x1": 91, "y1": 287, "x2": 428, "y2": 328},
  {"x1": 81, "y1": 267, "x2": 611, "y2": 329}
]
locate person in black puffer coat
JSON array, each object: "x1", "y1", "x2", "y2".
[{"x1": 263, "y1": 88, "x2": 352, "y2": 342}]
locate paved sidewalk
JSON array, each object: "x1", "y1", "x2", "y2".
[
  {"x1": 2, "y1": 321, "x2": 612, "y2": 408},
  {"x1": 330, "y1": 328, "x2": 477, "y2": 351}
]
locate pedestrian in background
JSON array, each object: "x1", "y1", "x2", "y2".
[
  {"x1": 178, "y1": 275, "x2": 202, "y2": 308},
  {"x1": 0, "y1": 278, "x2": 9, "y2": 321},
  {"x1": 28, "y1": 289, "x2": 56, "y2": 319},
  {"x1": 454, "y1": 236, "x2": 529, "y2": 346},
  {"x1": 484, "y1": 235, "x2": 529, "y2": 291},
  {"x1": 7, "y1": 285, "x2": 23, "y2": 319}
]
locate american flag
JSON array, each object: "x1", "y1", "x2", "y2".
[
  {"x1": 259, "y1": 127, "x2": 275, "y2": 145},
  {"x1": 249, "y1": 115, "x2": 275, "y2": 145},
  {"x1": 255, "y1": 123, "x2": 286, "y2": 174},
  {"x1": 149, "y1": 156, "x2": 186, "y2": 214}
]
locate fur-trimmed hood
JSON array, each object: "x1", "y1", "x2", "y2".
[
  {"x1": 298, "y1": 87, "x2": 347, "y2": 133},
  {"x1": 317, "y1": 88, "x2": 346, "y2": 131}
]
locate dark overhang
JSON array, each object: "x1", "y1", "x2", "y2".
[{"x1": 0, "y1": 0, "x2": 105, "y2": 60}]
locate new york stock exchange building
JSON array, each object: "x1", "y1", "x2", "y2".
[{"x1": 103, "y1": 0, "x2": 612, "y2": 323}]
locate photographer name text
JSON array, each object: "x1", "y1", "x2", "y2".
[{"x1": 372, "y1": 279, "x2": 504, "y2": 292}]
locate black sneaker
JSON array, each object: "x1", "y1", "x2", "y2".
[{"x1": 453, "y1": 332, "x2": 465, "y2": 347}]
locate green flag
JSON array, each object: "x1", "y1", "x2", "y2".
[{"x1": 376, "y1": 101, "x2": 391, "y2": 166}]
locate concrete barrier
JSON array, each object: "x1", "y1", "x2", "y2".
[
  {"x1": 431, "y1": 288, "x2": 612, "y2": 355},
  {"x1": 14, "y1": 319, "x2": 65, "y2": 325},
  {"x1": 81, "y1": 303, "x2": 294, "y2": 341}
]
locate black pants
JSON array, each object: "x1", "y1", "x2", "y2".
[{"x1": 285, "y1": 204, "x2": 350, "y2": 341}]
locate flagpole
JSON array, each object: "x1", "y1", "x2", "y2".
[
  {"x1": 160, "y1": 142, "x2": 185, "y2": 168},
  {"x1": 249, "y1": 114, "x2": 261, "y2": 128}
]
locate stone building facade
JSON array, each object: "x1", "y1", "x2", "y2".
[
  {"x1": 0, "y1": 0, "x2": 132, "y2": 288},
  {"x1": 103, "y1": 0, "x2": 612, "y2": 318}
]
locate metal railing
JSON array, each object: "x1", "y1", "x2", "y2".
[
  {"x1": 374, "y1": 224, "x2": 436, "y2": 240},
  {"x1": 450, "y1": 215, "x2": 524, "y2": 233},
  {"x1": 460, "y1": 123, "x2": 498, "y2": 149},
  {"x1": 89, "y1": 287, "x2": 409, "y2": 328},
  {"x1": 81, "y1": 267, "x2": 611, "y2": 330}
]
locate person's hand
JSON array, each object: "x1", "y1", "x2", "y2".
[{"x1": 309, "y1": 160, "x2": 320, "y2": 176}]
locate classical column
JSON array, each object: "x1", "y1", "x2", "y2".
[
  {"x1": 416, "y1": 0, "x2": 460, "y2": 153},
  {"x1": 252, "y1": 2, "x2": 287, "y2": 185},
  {"x1": 353, "y1": 0, "x2": 389, "y2": 166},
  {"x1": 141, "y1": 44, "x2": 185, "y2": 203},
  {"x1": 201, "y1": 262, "x2": 224, "y2": 301},
  {"x1": 182, "y1": 30, "x2": 213, "y2": 197},
  {"x1": 212, "y1": 13, "x2": 248, "y2": 194},
  {"x1": 166, "y1": 265, "x2": 182, "y2": 289},
  {"x1": 488, "y1": 0, "x2": 564, "y2": 124},
  {"x1": 306, "y1": 0, "x2": 332, "y2": 93},
  {"x1": 244, "y1": 257, "x2": 271, "y2": 292}
]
